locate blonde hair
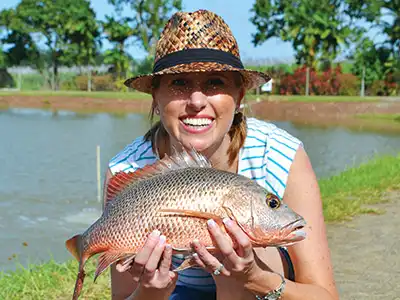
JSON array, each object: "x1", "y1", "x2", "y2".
[{"x1": 144, "y1": 73, "x2": 247, "y2": 166}]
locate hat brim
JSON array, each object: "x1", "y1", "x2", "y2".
[{"x1": 124, "y1": 61, "x2": 271, "y2": 94}]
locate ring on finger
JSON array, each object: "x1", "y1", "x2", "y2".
[{"x1": 213, "y1": 263, "x2": 224, "y2": 276}]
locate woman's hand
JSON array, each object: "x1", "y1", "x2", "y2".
[
  {"x1": 116, "y1": 230, "x2": 178, "y2": 300},
  {"x1": 191, "y1": 218, "x2": 282, "y2": 293}
]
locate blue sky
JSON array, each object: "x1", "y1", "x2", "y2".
[{"x1": 0, "y1": 0, "x2": 295, "y2": 63}]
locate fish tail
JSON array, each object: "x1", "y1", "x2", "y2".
[{"x1": 65, "y1": 234, "x2": 88, "y2": 300}]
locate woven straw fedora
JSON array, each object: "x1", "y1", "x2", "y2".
[{"x1": 124, "y1": 9, "x2": 271, "y2": 93}]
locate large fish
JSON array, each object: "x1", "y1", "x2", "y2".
[{"x1": 65, "y1": 148, "x2": 306, "y2": 299}]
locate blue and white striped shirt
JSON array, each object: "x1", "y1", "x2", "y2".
[{"x1": 108, "y1": 117, "x2": 302, "y2": 291}]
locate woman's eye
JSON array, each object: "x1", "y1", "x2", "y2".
[
  {"x1": 171, "y1": 79, "x2": 186, "y2": 86},
  {"x1": 207, "y1": 78, "x2": 224, "y2": 86}
]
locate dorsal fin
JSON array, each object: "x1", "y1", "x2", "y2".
[{"x1": 106, "y1": 147, "x2": 211, "y2": 203}]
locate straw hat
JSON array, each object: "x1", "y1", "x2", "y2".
[{"x1": 124, "y1": 9, "x2": 271, "y2": 94}]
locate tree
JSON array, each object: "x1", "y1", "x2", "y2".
[
  {"x1": 2, "y1": 0, "x2": 101, "y2": 90},
  {"x1": 109, "y1": 0, "x2": 182, "y2": 55},
  {"x1": 346, "y1": 0, "x2": 399, "y2": 95},
  {"x1": 250, "y1": 0, "x2": 358, "y2": 68},
  {"x1": 101, "y1": 16, "x2": 135, "y2": 81}
]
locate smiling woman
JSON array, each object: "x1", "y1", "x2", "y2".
[{"x1": 104, "y1": 8, "x2": 339, "y2": 300}]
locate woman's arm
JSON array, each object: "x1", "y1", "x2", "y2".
[{"x1": 278, "y1": 146, "x2": 339, "y2": 299}]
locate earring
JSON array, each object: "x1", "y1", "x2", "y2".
[{"x1": 155, "y1": 107, "x2": 160, "y2": 115}]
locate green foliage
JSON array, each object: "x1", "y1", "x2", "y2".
[
  {"x1": 0, "y1": 0, "x2": 100, "y2": 90},
  {"x1": 250, "y1": 0, "x2": 359, "y2": 68},
  {"x1": 109, "y1": 0, "x2": 182, "y2": 54}
]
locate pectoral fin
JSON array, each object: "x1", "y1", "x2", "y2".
[
  {"x1": 94, "y1": 251, "x2": 135, "y2": 282},
  {"x1": 172, "y1": 255, "x2": 199, "y2": 272},
  {"x1": 158, "y1": 209, "x2": 223, "y2": 226}
]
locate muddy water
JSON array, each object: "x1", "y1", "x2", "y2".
[{"x1": 0, "y1": 107, "x2": 399, "y2": 274}]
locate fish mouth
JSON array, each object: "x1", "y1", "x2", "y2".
[
  {"x1": 247, "y1": 218, "x2": 307, "y2": 247},
  {"x1": 283, "y1": 218, "x2": 307, "y2": 232}
]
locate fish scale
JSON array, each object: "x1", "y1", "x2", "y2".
[{"x1": 65, "y1": 148, "x2": 306, "y2": 300}]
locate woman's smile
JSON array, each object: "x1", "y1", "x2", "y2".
[{"x1": 179, "y1": 115, "x2": 215, "y2": 134}]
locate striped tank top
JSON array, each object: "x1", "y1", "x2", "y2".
[{"x1": 108, "y1": 117, "x2": 303, "y2": 291}]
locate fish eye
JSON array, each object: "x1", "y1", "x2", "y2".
[{"x1": 266, "y1": 194, "x2": 281, "y2": 209}]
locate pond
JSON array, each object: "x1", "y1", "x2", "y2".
[{"x1": 1, "y1": 107, "x2": 399, "y2": 272}]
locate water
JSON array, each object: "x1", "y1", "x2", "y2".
[{"x1": 0, "y1": 108, "x2": 399, "y2": 272}]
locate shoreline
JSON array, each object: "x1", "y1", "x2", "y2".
[{"x1": 1, "y1": 94, "x2": 400, "y2": 133}]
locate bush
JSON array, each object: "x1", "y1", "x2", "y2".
[
  {"x1": 75, "y1": 74, "x2": 115, "y2": 91},
  {"x1": 277, "y1": 65, "x2": 360, "y2": 96}
]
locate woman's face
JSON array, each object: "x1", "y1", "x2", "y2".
[{"x1": 153, "y1": 71, "x2": 244, "y2": 152}]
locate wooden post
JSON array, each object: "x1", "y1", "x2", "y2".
[
  {"x1": 305, "y1": 66, "x2": 310, "y2": 96},
  {"x1": 96, "y1": 145, "x2": 101, "y2": 203},
  {"x1": 361, "y1": 66, "x2": 365, "y2": 97}
]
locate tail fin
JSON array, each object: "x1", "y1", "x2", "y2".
[{"x1": 65, "y1": 234, "x2": 88, "y2": 300}]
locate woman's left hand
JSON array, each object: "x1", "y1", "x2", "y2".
[{"x1": 191, "y1": 218, "x2": 264, "y2": 283}]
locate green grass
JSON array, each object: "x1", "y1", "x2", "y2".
[
  {"x1": 320, "y1": 154, "x2": 400, "y2": 222},
  {"x1": 0, "y1": 90, "x2": 152, "y2": 100},
  {"x1": 355, "y1": 113, "x2": 400, "y2": 122},
  {"x1": 0, "y1": 259, "x2": 110, "y2": 300},
  {"x1": 247, "y1": 94, "x2": 384, "y2": 102},
  {"x1": 0, "y1": 153, "x2": 399, "y2": 299},
  {"x1": 0, "y1": 90, "x2": 392, "y2": 103}
]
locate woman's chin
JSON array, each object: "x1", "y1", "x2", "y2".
[{"x1": 180, "y1": 138, "x2": 212, "y2": 153}]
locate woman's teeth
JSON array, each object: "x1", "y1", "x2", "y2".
[{"x1": 182, "y1": 118, "x2": 212, "y2": 127}]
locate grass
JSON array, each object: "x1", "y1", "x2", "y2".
[
  {"x1": 320, "y1": 153, "x2": 400, "y2": 222},
  {"x1": 246, "y1": 94, "x2": 384, "y2": 102},
  {"x1": 0, "y1": 90, "x2": 152, "y2": 100},
  {"x1": 0, "y1": 90, "x2": 393, "y2": 103},
  {"x1": 0, "y1": 259, "x2": 111, "y2": 300},
  {"x1": 0, "y1": 153, "x2": 399, "y2": 299},
  {"x1": 355, "y1": 113, "x2": 400, "y2": 122}
]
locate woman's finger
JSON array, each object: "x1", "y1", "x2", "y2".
[
  {"x1": 158, "y1": 243, "x2": 173, "y2": 276},
  {"x1": 207, "y1": 219, "x2": 240, "y2": 265},
  {"x1": 191, "y1": 239, "x2": 230, "y2": 276},
  {"x1": 130, "y1": 230, "x2": 161, "y2": 280},
  {"x1": 143, "y1": 235, "x2": 166, "y2": 275},
  {"x1": 223, "y1": 218, "x2": 253, "y2": 258}
]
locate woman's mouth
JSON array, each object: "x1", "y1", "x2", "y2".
[{"x1": 180, "y1": 116, "x2": 214, "y2": 134}]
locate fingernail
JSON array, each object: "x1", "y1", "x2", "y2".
[
  {"x1": 223, "y1": 218, "x2": 232, "y2": 226},
  {"x1": 207, "y1": 219, "x2": 216, "y2": 227},
  {"x1": 151, "y1": 229, "x2": 161, "y2": 237},
  {"x1": 192, "y1": 239, "x2": 200, "y2": 247},
  {"x1": 159, "y1": 235, "x2": 166, "y2": 245}
]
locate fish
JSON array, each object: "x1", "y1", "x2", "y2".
[{"x1": 65, "y1": 147, "x2": 307, "y2": 299}]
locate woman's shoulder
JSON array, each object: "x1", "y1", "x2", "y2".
[
  {"x1": 108, "y1": 136, "x2": 157, "y2": 175},
  {"x1": 245, "y1": 117, "x2": 303, "y2": 148},
  {"x1": 241, "y1": 117, "x2": 304, "y2": 199}
]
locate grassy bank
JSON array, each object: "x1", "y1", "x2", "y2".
[
  {"x1": 1, "y1": 153, "x2": 399, "y2": 299},
  {"x1": 0, "y1": 90, "x2": 392, "y2": 102},
  {"x1": 0, "y1": 90, "x2": 152, "y2": 100},
  {"x1": 355, "y1": 113, "x2": 400, "y2": 122},
  {"x1": 320, "y1": 154, "x2": 400, "y2": 222}
]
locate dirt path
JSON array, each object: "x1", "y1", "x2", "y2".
[{"x1": 326, "y1": 192, "x2": 400, "y2": 300}]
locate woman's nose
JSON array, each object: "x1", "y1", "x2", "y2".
[{"x1": 187, "y1": 91, "x2": 208, "y2": 111}]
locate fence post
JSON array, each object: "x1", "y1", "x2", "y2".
[
  {"x1": 96, "y1": 145, "x2": 101, "y2": 203},
  {"x1": 360, "y1": 66, "x2": 365, "y2": 97},
  {"x1": 305, "y1": 66, "x2": 310, "y2": 96},
  {"x1": 88, "y1": 66, "x2": 92, "y2": 92}
]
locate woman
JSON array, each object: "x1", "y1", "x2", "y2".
[{"x1": 105, "y1": 9, "x2": 339, "y2": 300}]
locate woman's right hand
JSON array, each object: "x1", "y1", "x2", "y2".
[{"x1": 116, "y1": 230, "x2": 178, "y2": 300}]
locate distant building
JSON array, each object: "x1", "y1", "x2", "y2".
[{"x1": 261, "y1": 79, "x2": 273, "y2": 93}]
